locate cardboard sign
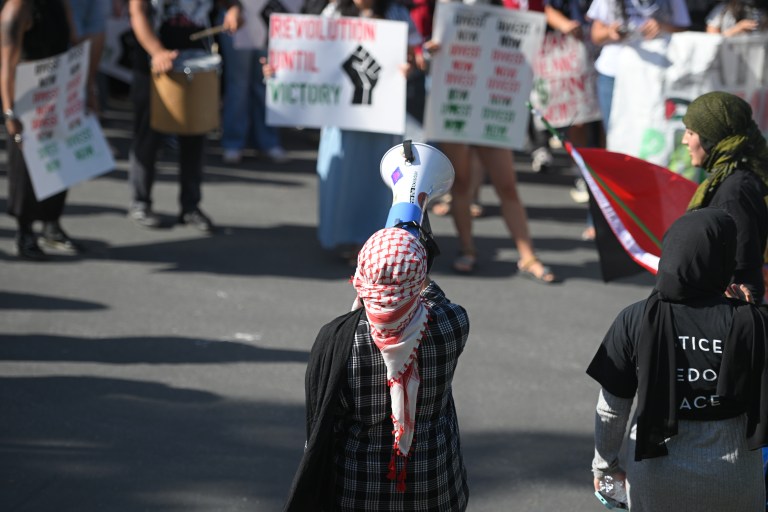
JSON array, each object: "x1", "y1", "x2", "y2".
[
  {"x1": 424, "y1": 2, "x2": 546, "y2": 149},
  {"x1": 15, "y1": 41, "x2": 115, "y2": 200},
  {"x1": 265, "y1": 13, "x2": 408, "y2": 135},
  {"x1": 530, "y1": 31, "x2": 601, "y2": 130}
]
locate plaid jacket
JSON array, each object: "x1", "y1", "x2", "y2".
[{"x1": 333, "y1": 281, "x2": 470, "y2": 511}]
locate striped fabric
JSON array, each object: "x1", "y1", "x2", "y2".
[{"x1": 333, "y1": 281, "x2": 470, "y2": 511}]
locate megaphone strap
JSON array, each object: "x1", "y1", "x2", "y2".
[{"x1": 403, "y1": 139, "x2": 414, "y2": 163}]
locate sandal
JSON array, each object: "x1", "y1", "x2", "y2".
[
  {"x1": 431, "y1": 197, "x2": 452, "y2": 216},
  {"x1": 517, "y1": 256, "x2": 556, "y2": 284},
  {"x1": 453, "y1": 251, "x2": 477, "y2": 274},
  {"x1": 470, "y1": 203, "x2": 484, "y2": 218}
]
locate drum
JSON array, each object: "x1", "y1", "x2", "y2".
[{"x1": 150, "y1": 50, "x2": 221, "y2": 135}]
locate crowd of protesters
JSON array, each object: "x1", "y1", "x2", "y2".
[
  {"x1": 3, "y1": 1, "x2": 768, "y2": 511},
  {"x1": 4, "y1": 0, "x2": 767, "y2": 263}
]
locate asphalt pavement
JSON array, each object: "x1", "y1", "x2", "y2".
[{"x1": 0, "y1": 97, "x2": 655, "y2": 512}]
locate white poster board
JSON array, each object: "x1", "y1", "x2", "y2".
[
  {"x1": 234, "y1": 0, "x2": 304, "y2": 49},
  {"x1": 15, "y1": 41, "x2": 115, "y2": 200},
  {"x1": 265, "y1": 13, "x2": 408, "y2": 135},
  {"x1": 530, "y1": 31, "x2": 601, "y2": 130},
  {"x1": 424, "y1": 2, "x2": 546, "y2": 149},
  {"x1": 608, "y1": 32, "x2": 768, "y2": 178}
]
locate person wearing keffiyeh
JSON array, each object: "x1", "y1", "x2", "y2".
[
  {"x1": 586, "y1": 208, "x2": 768, "y2": 511},
  {"x1": 283, "y1": 227, "x2": 470, "y2": 512},
  {"x1": 682, "y1": 91, "x2": 768, "y2": 301}
]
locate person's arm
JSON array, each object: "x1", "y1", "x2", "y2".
[
  {"x1": 591, "y1": 19, "x2": 626, "y2": 45},
  {"x1": 544, "y1": 5, "x2": 582, "y2": 36},
  {"x1": 592, "y1": 388, "x2": 632, "y2": 487},
  {"x1": 220, "y1": 0, "x2": 243, "y2": 33},
  {"x1": 128, "y1": 0, "x2": 177, "y2": 73},
  {"x1": 0, "y1": 0, "x2": 29, "y2": 144}
]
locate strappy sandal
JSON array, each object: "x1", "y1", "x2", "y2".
[
  {"x1": 430, "y1": 195, "x2": 452, "y2": 216},
  {"x1": 453, "y1": 250, "x2": 477, "y2": 274},
  {"x1": 517, "y1": 256, "x2": 556, "y2": 284}
]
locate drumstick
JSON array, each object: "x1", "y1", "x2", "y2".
[{"x1": 189, "y1": 25, "x2": 226, "y2": 41}]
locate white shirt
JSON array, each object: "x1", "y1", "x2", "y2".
[{"x1": 586, "y1": 0, "x2": 691, "y2": 76}]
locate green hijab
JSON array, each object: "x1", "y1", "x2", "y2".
[{"x1": 682, "y1": 91, "x2": 768, "y2": 210}]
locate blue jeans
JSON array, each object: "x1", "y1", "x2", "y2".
[
  {"x1": 217, "y1": 22, "x2": 281, "y2": 152},
  {"x1": 596, "y1": 73, "x2": 616, "y2": 129}
]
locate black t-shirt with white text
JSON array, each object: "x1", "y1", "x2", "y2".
[{"x1": 590, "y1": 296, "x2": 746, "y2": 421}]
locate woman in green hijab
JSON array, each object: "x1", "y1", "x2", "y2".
[{"x1": 682, "y1": 91, "x2": 768, "y2": 301}]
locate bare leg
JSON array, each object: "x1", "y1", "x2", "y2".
[
  {"x1": 440, "y1": 142, "x2": 476, "y2": 258},
  {"x1": 87, "y1": 32, "x2": 106, "y2": 113},
  {"x1": 469, "y1": 148, "x2": 485, "y2": 217},
  {"x1": 474, "y1": 145, "x2": 554, "y2": 282}
]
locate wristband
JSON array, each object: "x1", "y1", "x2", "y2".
[{"x1": 4, "y1": 109, "x2": 17, "y2": 121}]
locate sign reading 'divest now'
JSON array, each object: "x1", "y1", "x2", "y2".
[
  {"x1": 15, "y1": 41, "x2": 115, "y2": 200},
  {"x1": 424, "y1": 3, "x2": 545, "y2": 150}
]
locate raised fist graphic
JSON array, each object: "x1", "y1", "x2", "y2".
[{"x1": 342, "y1": 45, "x2": 381, "y2": 105}]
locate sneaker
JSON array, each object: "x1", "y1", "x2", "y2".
[
  {"x1": 14, "y1": 232, "x2": 47, "y2": 260},
  {"x1": 266, "y1": 146, "x2": 290, "y2": 164},
  {"x1": 531, "y1": 146, "x2": 553, "y2": 173},
  {"x1": 569, "y1": 178, "x2": 590, "y2": 204},
  {"x1": 39, "y1": 222, "x2": 82, "y2": 253},
  {"x1": 178, "y1": 208, "x2": 214, "y2": 233},
  {"x1": 128, "y1": 205, "x2": 161, "y2": 228},
  {"x1": 222, "y1": 149, "x2": 242, "y2": 164}
]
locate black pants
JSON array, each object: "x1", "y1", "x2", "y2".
[
  {"x1": 129, "y1": 70, "x2": 205, "y2": 213},
  {"x1": 6, "y1": 134, "x2": 67, "y2": 231}
]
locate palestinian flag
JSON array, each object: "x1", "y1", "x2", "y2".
[{"x1": 566, "y1": 143, "x2": 698, "y2": 281}]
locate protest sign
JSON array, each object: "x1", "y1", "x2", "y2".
[
  {"x1": 608, "y1": 32, "x2": 768, "y2": 179},
  {"x1": 530, "y1": 31, "x2": 601, "y2": 130},
  {"x1": 423, "y1": 2, "x2": 546, "y2": 149},
  {"x1": 234, "y1": 0, "x2": 304, "y2": 49},
  {"x1": 265, "y1": 13, "x2": 408, "y2": 135},
  {"x1": 15, "y1": 41, "x2": 115, "y2": 200}
]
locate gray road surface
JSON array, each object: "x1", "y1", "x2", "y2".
[{"x1": 0, "y1": 100, "x2": 653, "y2": 511}]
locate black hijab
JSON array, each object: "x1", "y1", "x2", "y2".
[{"x1": 634, "y1": 208, "x2": 737, "y2": 460}]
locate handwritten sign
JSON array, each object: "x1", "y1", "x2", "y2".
[
  {"x1": 265, "y1": 13, "x2": 408, "y2": 135},
  {"x1": 233, "y1": 0, "x2": 304, "y2": 49},
  {"x1": 530, "y1": 31, "x2": 601, "y2": 130},
  {"x1": 424, "y1": 2, "x2": 545, "y2": 149},
  {"x1": 15, "y1": 41, "x2": 115, "y2": 200}
]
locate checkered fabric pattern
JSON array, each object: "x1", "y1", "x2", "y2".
[{"x1": 333, "y1": 281, "x2": 470, "y2": 511}]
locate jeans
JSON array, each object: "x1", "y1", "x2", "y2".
[
  {"x1": 596, "y1": 73, "x2": 616, "y2": 129},
  {"x1": 217, "y1": 21, "x2": 281, "y2": 152}
]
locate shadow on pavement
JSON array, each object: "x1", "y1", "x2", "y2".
[
  {"x1": 0, "y1": 334, "x2": 308, "y2": 364},
  {"x1": 0, "y1": 375, "x2": 595, "y2": 512},
  {"x1": 0, "y1": 292, "x2": 107, "y2": 311},
  {"x1": 0, "y1": 376, "x2": 302, "y2": 512}
]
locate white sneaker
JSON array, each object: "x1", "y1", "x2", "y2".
[
  {"x1": 531, "y1": 146, "x2": 553, "y2": 173},
  {"x1": 569, "y1": 178, "x2": 590, "y2": 204},
  {"x1": 267, "y1": 146, "x2": 290, "y2": 164},
  {"x1": 222, "y1": 149, "x2": 242, "y2": 164}
]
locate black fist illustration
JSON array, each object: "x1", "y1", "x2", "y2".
[{"x1": 342, "y1": 45, "x2": 381, "y2": 105}]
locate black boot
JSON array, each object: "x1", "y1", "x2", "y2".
[
  {"x1": 39, "y1": 221, "x2": 82, "y2": 253},
  {"x1": 15, "y1": 231, "x2": 47, "y2": 260}
]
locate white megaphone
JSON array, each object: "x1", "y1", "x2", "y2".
[{"x1": 380, "y1": 140, "x2": 454, "y2": 235}]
